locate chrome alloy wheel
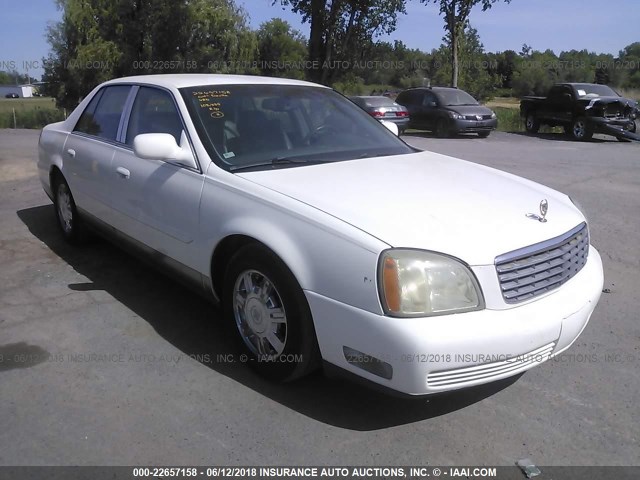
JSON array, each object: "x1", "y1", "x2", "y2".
[
  {"x1": 56, "y1": 183, "x2": 73, "y2": 233},
  {"x1": 526, "y1": 114, "x2": 536, "y2": 130},
  {"x1": 233, "y1": 270, "x2": 287, "y2": 357},
  {"x1": 573, "y1": 120, "x2": 587, "y2": 139}
]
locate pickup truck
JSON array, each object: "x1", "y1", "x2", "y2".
[{"x1": 520, "y1": 83, "x2": 639, "y2": 141}]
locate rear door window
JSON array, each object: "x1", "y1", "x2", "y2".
[{"x1": 74, "y1": 85, "x2": 131, "y2": 141}]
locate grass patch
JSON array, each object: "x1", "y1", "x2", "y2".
[
  {"x1": 495, "y1": 107, "x2": 523, "y2": 132},
  {"x1": 486, "y1": 97, "x2": 520, "y2": 110},
  {"x1": 0, "y1": 97, "x2": 66, "y2": 129},
  {"x1": 618, "y1": 88, "x2": 640, "y2": 102}
]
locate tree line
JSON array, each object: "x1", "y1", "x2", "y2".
[{"x1": 32, "y1": 0, "x2": 640, "y2": 108}]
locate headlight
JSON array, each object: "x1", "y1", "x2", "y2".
[
  {"x1": 378, "y1": 249, "x2": 484, "y2": 317},
  {"x1": 448, "y1": 112, "x2": 462, "y2": 119},
  {"x1": 491, "y1": 112, "x2": 497, "y2": 119}
]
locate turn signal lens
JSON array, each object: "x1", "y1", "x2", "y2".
[{"x1": 382, "y1": 257, "x2": 401, "y2": 313}]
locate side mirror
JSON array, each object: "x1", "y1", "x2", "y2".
[
  {"x1": 562, "y1": 93, "x2": 572, "y2": 101},
  {"x1": 380, "y1": 120, "x2": 399, "y2": 136},
  {"x1": 133, "y1": 132, "x2": 196, "y2": 168}
]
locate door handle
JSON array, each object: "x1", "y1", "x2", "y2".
[
  {"x1": 116, "y1": 167, "x2": 130, "y2": 179},
  {"x1": 66, "y1": 149, "x2": 76, "y2": 158}
]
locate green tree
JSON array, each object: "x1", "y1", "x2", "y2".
[
  {"x1": 276, "y1": 0, "x2": 407, "y2": 84},
  {"x1": 618, "y1": 42, "x2": 640, "y2": 89},
  {"x1": 43, "y1": 0, "x2": 258, "y2": 109},
  {"x1": 430, "y1": 24, "x2": 497, "y2": 99},
  {"x1": 511, "y1": 48, "x2": 560, "y2": 97},
  {"x1": 492, "y1": 49, "x2": 519, "y2": 89},
  {"x1": 0, "y1": 70, "x2": 32, "y2": 85},
  {"x1": 257, "y1": 19, "x2": 308, "y2": 79},
  {"x1": 420, "y1": 0, "x2": 511, "y2": 88}
]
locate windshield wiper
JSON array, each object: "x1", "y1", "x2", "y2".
[
  {"x1": 357, "y1": 152, "x2": 389, "y2": 159},
  {"x1": 229, "y1": 156, "x2": 322, "y2": 172}
]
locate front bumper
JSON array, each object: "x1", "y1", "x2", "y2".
[
  {"x1": 451, "y1": 117, "x2": 498, "y2": 133},
  {"x1": 589, "y1": 117, "x2": 637, "y2": 136},
  {"x1": 307, "y1": 247, "x2": 603, "y2": 395}
]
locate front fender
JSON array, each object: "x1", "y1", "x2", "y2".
[{"x1": 198, "y1": 173, "x2": 388, "y2": 315}]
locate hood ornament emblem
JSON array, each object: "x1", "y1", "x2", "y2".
[{"x1": 526, "y1": 199, "x2": 548, "y2": 223}]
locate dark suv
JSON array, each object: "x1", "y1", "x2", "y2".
[{"x1": 396, "y1": 87, "x2": 497, "y2": 138}]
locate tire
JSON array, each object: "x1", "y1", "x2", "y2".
[
  {"x1": 436, "y1": 118, "x2": 451, "y2": 138},
  {"x1": 478, "y1": 131, "x2": 491, "y2": 138},
  {"x1": 570, "y1": 118, "x2": 593, "y2": 141},
  {"x1": 52, "y1": 173, "x2": 89, "y2": 244},
  {"x1": 223, "y1": 243, "x2": 321, "y2": 382},
  {"x1": 525, "y1": 112, "x2": 540, "y2": 133}
]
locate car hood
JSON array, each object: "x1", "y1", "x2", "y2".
[
  {"x1": 237, "y1": 151, "x2": 585, "y2": 265},
  {"x1": 578, "y1": 96, "x2": 638, "y2": 112},
  {"x1": 445, "y1": 105, "x2": 494, "y2": 116}
]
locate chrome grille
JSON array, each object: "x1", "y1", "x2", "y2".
[
  {"x1": 495, "y1": 223, "x2": 589, "y2": 304},
  {"x1": 464, "y1": 114, "x2": 493, "y2": 120}
]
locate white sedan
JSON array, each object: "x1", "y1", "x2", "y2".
[{"x1": 38, "y1": 74, "x2": 603, "y2": 396}]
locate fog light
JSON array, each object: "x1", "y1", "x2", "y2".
[{"x1": 343, "y1": 346, "x2": 393, "y2": 379}]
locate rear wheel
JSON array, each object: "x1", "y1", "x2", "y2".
[
  {"x1": 223, "y1": 244, "x2": 320, "y2": 382},
  {"x1": 525, "y1": 112, "x2": 540, "y2": 133},
  {"x1": 52, "y1": 174, "x2": 88, "y2": 244},
  {"x1": 570, "y1": 118, "x2": 593, "y2": 141}
]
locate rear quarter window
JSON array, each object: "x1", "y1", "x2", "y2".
[{"x1": 74, "y1": 85, "x2": 131, "y2": 141}]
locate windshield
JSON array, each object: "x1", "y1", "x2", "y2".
[
  {"x1": 572, "y1": 84, "x2": 618, "y2": 98},
  {"x1": 180, "y1": 84, "x2": 413, "y2": 171},
  {"x1": 435, "y1": 89, "x2": 479, "y2": 106}
]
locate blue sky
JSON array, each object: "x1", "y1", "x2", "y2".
[{"x1": 1, "y1": 0, "x2": 639, "y2": 79}]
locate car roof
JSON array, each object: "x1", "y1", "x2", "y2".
[
  {"x1": 103, "y1": 74, "x2": 327, "y2": 89},
  {"x1": 351, "y1": 96, "x2": 391, "y2": 99},
  {"x1": 403, "y1": 87, "x2": 459, "y2": 92}
]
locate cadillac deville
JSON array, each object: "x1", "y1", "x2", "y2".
[{"x1": 38, "y1": 74, "x2": 604, "y2": 395}]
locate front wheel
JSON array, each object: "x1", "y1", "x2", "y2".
[
  {"x1": 223, "y1": 244, "x2": 320, "y2": 382},
  {"x1": 53, "y1": 174, "x2": 88, "y2": 244},
  {"x1": 570, "y1": 118, "x2": 593, "y2": 141},
  {"x1": 435, "y1": 118, "x2": 451, "y2": 138},
  {"x1": 478, "y1": 131, "x2": 491, "y2": 138}
]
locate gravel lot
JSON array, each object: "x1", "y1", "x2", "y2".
[{"x1": 0, "y1": 128, "x2": 638, "y2": 467}]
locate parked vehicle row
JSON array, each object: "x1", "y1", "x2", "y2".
[
  {"x1": 352, "y1": 87, "x2": 498, "y2": 138},
  {"x1": 38, "y1": 74, "x2": 603, "y2": 395}
]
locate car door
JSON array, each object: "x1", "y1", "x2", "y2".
[
  {"x1": 109, "y1": 86, "x2": 204, "y2": 270},
  {"x1": 421, "y1": 91, "x2": 440, "y2": 131},
  {"x1": 397, "y1": 91, "x2": 420, "y2": 128},
  {"x1": 556, "y1": 85, "x2": 575, "y2": 124},
  {"x1": 63, "y1": 85, "x2": 132, "y2": 222},
  {"x1": 542, "y1": 86, "x2": 565, "y2": 122}
]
